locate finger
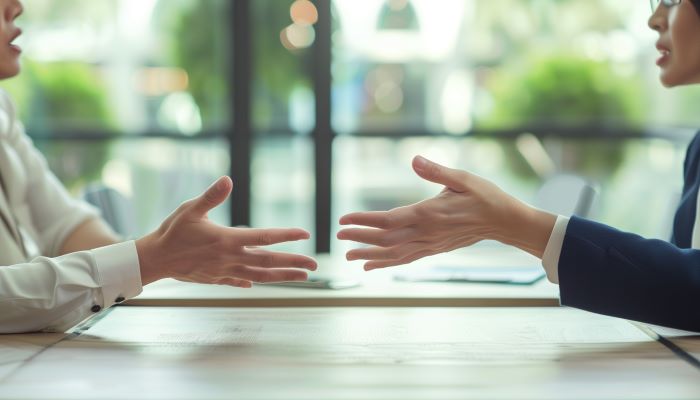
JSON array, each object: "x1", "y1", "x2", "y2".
[
  {"x1": 225, "y1": 265, "x2": 309, "y2": 283},
  {"x1": 188, "y1": 176, "x2": 233, "y2": 217},
  {"x1": 215, "y1": 277, "x2": 253, "y2": 288},
  {"x1": 240, "y1": 248, "x2": 318, "y2": 271},
  {"x1": 346, "y1": 241, "x2": 428, "y2": 262},
  {"x1": 231, "y1": 227, "x2": 311, "y2": 246},
  {"x1": 336, "y1": 227, "x2": 417, "y2": 247},
  {"x1": 364, "y1": 249, "x2": 436, "y2": 271},
  {"x1": 339, "y1": 206, "x2": 418, "y2": 229},
  {"x1": 412, "y1": 156, "x2": 471, "y2": 193}
]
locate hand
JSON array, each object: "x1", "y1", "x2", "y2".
[
  {"x1": 337, "y1": 156, "x2": 555, "y2": 270},
  {"x1": 136, "y1": 176, "x2": 317, "y2": 288}
]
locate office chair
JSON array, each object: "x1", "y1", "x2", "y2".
[
  {"x1": 82, "y1": 184, "x2": 135, "y2": 237},
  {"x1": 534, "y1": 174, "x2": 598, "y2": 218}
]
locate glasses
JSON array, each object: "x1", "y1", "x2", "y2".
[{"x1": 650, "y1": 0, "x2": 682, "y2": 12}]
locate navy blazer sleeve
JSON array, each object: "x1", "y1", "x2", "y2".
[{"x1": 559, "y1": 216, "x2": 700, "y2": 331}]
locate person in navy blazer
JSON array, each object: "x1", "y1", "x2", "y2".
[{"x1": 339, "y1": 0, "x2": 700, "y2": 332}]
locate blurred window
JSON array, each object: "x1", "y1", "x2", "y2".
[{"x1": 2, "y1": 0, "x2": 695, "y2": 256}]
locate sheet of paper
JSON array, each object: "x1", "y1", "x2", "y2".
[
  {"x1": 1, "y1": 307, "x2": 698, "y2": 400},
  {"x1": 394, "y1": 265, "x2": 546, "y2": 284}
]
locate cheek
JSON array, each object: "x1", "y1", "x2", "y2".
[
  {"x1": 667, "y1": 13, "x2": 700, "y2": 84},
  {"x1": 676, "y1": 38, "x2": 700, "y2": 83}
]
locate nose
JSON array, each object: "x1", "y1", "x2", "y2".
[
  {"x1": 648, "y1": 5, "x2": 667, "y2": 32},
  {"x1": 5, "y1": 0, "x2": 23, "y2": 22}
]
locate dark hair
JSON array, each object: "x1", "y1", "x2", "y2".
[{"x1": 693, "y1": 0, "x2": 700, "y2": 14}]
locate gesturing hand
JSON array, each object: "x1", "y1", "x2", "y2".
[
  {"x1": 136, "y1": 176, "x2": 317, "y2": 288},
  {"x1": 338, "y1": 156, "x2": 553, "y2": 270}
]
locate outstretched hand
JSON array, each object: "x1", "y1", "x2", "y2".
[
  {"x1": 136, "y1": 177, "x2": 317, "y2": 288},
  {"x1": 338, "y1": 156, "x2": 550, "y2": 270}
]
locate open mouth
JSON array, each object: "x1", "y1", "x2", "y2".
[
  {"x1": 656, "y1": 43, "x2": 671, "y2": 66},
  {"x1": 8, "y1": 29, "x2": 21, "y2": 53}
]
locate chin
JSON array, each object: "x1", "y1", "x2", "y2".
[
  {"x1": 659, "y1": 66, "x2": 700, "y2": 88},
  {"x1": 0, "y1": 65, "x2": 20, "y2": 80},
  {"x1": 659, "y1": 70, "x2": 684, "y2": 88},
  {"x1": 660, "y1": 78, "x2": 677, "y2": 88}
]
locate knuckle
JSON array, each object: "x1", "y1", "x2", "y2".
[
  {"x1": 252, "y1": 271, "x2": 271, "y2": 283},
  {"x1": 387, "y1": 248, "x2": 400, "y2": 260},
  {"x1": 229, "y1": 265, "x2": 246, "y2": 277},
  {"x1": 257, "y1": 232, "x2": 274, "y2": 246},
  {"x1": 380, "y1": 215, "x2": 395, "y2": 229},
  {"x1": 259, "y1": 254, "x2": 275, "y2": 268},
  {"x1": 202, "y1": 190, "x2": 218, "y2": 206},
  {"x1": 413, "y1": 203, "x2": 426, "y2": 216},
  {"x1": 377, "y1": 235, "x2": 393, "y2": 247},
  {"x1": 413, "y1": 203, "x2": 431, "y2": 219},
  {"x1": 177, "y1": 200, "x2": 193, "y2": 213},
  {"x1": 426, "y1": 162, "x2": 441, "y2": 179}
]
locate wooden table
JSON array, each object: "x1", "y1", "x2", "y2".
[{"x1": 1, "y1": 307, "x2": 698, "y2": 399}]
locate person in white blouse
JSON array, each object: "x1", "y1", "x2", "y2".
[
  {"x1": 0, "y1": 0, "x2": 317, "y2": 334},
  {"x1": 339, "y1": 0, "x2": 700, "y2": 332}
]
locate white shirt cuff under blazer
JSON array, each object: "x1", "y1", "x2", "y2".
[
  {"x1": 541, "y1": 215, "x2": 571, "y2": 284},
  {"x1": 0, "y1": 90, "x2": 142, "y2": 333}
]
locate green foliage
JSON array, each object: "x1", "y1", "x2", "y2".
[
  {"x1": 169, "y1": 1, "x2": 311, "y2": 129},
  {"x1": 169, "y1": 0, "x2": 228, "y2": 127},
  {"x1": 0, "y1": 60, "x2": 114, "y2": 190},
  {"x1": 26, "y1": 62, "x2": 114, "y2": 131},
  {"x1": 483, "y1": 55, "x2": 644, "y2": 129},
  {"x1": 1, "y1": 60, "x2": 113, "y2": 130},
  {"x1": 480, "y1": 55, "x2": 645, "y2": 181}
]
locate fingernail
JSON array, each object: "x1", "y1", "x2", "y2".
[
  {"x1": 414, "y1": 156, "x2": 428, "y2": 170},
  {"x1": 217, "y1": 177, "x2": 229, "y2": 190}
]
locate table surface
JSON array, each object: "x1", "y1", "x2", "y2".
[
  {"x1": 647, "y1": 325, "x2": 700, "y2": 368},
  {"x1": 128, "y1": 245, "x2": 562, "y2": 308},
  {"x1": 1, "y1": 307, "x2": 698, "y2": 400}
]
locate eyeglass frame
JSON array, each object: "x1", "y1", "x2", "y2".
[{"x1": 650, "y1": 0, "x2": 683, "y2": 12}]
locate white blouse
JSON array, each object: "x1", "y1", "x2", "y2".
[{"x1": 0, "y1": 91, "x2": 142, "y2": 333}]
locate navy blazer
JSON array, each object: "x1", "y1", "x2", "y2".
[{"x1": 559, "y1": 132, "x2": 700, "y2": 332}]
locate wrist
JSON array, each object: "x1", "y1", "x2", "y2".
[
  {"x1": 135, "y1": 233, "x2": 163, "y2": 285},
  {"x1": 496, "y1": 200, "x2": 557, "y2": 259}
]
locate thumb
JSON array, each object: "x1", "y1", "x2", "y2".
[
  {"x1": 189, "y1": 176, "x2": 232, "y2": 217},
  {"x1": 412, "y1": 155, "x2": 470, "y2": 192}
]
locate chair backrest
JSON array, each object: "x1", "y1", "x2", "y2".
[
  {"x1": 534, "y1": 174, "x2": 598, "y2": 218},
  {"x1": 82, "y1": 185, "x2": 135, "y2": 237}
]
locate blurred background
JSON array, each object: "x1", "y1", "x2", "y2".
[{"x1": 3, "y1": 0, "x2": 700, "y2": 260}]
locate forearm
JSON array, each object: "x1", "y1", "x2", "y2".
[{"x1": 58, "y1": 217, "x2": 121, "y2": 256}]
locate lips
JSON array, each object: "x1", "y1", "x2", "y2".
[
  {"x1": 656, "y1": 42, "x2": 671, "y2": 66},
  {"x1": 8, "y1": 29, "x2": 21, "y2": 53}
]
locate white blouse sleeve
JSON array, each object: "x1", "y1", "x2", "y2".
[{"x1": 0, "y1": 241, "x2": 142, "y2": 334}]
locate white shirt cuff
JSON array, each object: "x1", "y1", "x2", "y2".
[
  {"x1": 90, "y1": 241, "x2": 143, "y2": 308},
  {"x1": 541, "y1": 215, "x2": 571, "y2": 284}
]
